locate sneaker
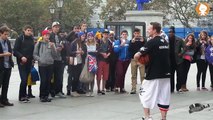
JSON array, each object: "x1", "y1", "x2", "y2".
[
  {"x1": 201, "y1": 87, "x2": 208, "y2": 91},
  {"x1": 86, "y1": 92, "x2": 91, "y2": 97},
  {"x1": 177, "y1": 89, "x2": 184, "y2": 94},
  {"x1": 2, "y1": 101, "x2": 14, "y2": 106},
  {"x1": 106, "y1": 89, "x2": 110, "y2": 92},
  {"x1": 142, "y1": 116, "x2": 153, "y2": 120},
  {"x1": 182, "y1": 88, "x2": 189, "y2": 92},
  {"x1": 97, "y1": 90, "x2": 102, "y2": 95},
  {"x1": 19, "y1": 97, "x2": 30, "y2": 103},
  {"x1": 130, "y1": 90, "x2": 136, "y2": 94},
  {"x1": 101, "y1": 90, "x2": 105, "y2": 95},
  {"x1": 71, "y1": 92, "x2": 80, "y2": 97},
  {"x1": 114, "y1": 88, "x2": 119, "y2": 94},
  {"x1": 48, "y1": 94, "x2": 53, "y2": 100},
  {"x1": 90, "y1": 92, "x2": 94, "y2": 97},
  {"x1": 55, "y1": 92, "x2": 66, "y2": 98},
  {"x1": 120, "y1": 89, "x2": 128, "y2": 94},
  {"x1": 0, "y1": 103, "x2": 4, "y2": 107}
]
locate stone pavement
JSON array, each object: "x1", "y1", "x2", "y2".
[{"x1": 0, "y1": 64, "x2": 213, "y2": 120}]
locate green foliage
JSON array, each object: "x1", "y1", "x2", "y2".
[
  {"x1": 100, "y1": 0, "x2": 136, "y2": 21},
  {"x1": 0, "y1": 0, "x2": 101, "y2": 35}
]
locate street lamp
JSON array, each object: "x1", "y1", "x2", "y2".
[
  {"x1": 108, "y1": 10, "x2": 114, "y2": 21},
  {"x1": 96, "y1": 21, "x2": 100, "y2": 29},
  {"x1": 56, "y1": 0, "x2": 64, "y2": 22},
  {"x1": 49, "y1": 3, "x2": 55, "y2": 22}
]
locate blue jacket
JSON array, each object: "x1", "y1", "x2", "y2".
[
  {"x1": 114, "y1": 39, "x2": 130, "y2": 61},
  {"x1": 205, "y1": 44, "x2": 213, "y2": 64}
]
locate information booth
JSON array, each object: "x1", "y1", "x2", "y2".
[{"x1": 104, "y1": 21, "x2": 146, "y2": 40}]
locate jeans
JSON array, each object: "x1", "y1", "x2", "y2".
[
  {"x1": 196, "y1": 59, "x2": 208, "y2": 87},
  {"x1": 39, "y1": 65, "x2": 53, "y2": 98},
  {"x1": 115, "y1": 59, "x2": 130, "y2": 89},
  {"x1": 52, "y1": 61, "x2": 65, "y2": 94},
  {"x1": 0, "y1": 68, "x2": 12, "y2": 102},
  {"x1": 18, "y1": 63, "x2": 31, "y2": 100}
]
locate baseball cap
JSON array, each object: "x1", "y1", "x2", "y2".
[
  {"x1": 52, "y1": 21, "x2": 60, "y2": 27},
  {"x1": 42, "y1": 30, "x2": 50, "y2": 36},
  {"x1": 109, "y1": 31, "x2": 115, "y2": 34},
  {"x1": 102, "y1": 29, "x2": 109, "y2": 34}
]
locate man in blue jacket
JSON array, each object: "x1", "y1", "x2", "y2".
[{"x1": 114, "y1": 30, "x2": 130, "y2": 93}]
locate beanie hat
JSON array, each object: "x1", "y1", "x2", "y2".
[
  {"x1": 169, "y1": 26, "x2": 175, "y2": 33},
  {"x1": 87, "y1": 32, "x2": 94, "y2": 37},
  {"x1": 42, "y1": 30, "x2": 50, "y2": 36},
  {"x1": 78, "y1": 31, "x2": 85, "y2": 38}
]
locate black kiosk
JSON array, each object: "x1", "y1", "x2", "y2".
[{"x1": 104, "y1": 21, "x2": 146, "y2": 40}]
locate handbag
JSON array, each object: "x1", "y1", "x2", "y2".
[
  {"x1": 79, "y1": 56, "x2": 94, "y2": 83},
  {"x1": 31, "y1": 66, "x2": 40, "y2": 82},
  {"x1": 183, "y1": 55, "x2": 192, "y2": 62}
]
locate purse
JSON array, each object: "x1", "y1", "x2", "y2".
[{"x1": 79, "y1": 56, "x2": 94, "y2": 83}]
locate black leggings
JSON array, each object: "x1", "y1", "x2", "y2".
[
  {"x1": 196, "y1": 59, "x2": 208, "y2": 87},
  {"x1": 209, "y1": 64, "x2": 213, "y2": 87}
]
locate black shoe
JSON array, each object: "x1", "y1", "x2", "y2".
[
  {"x1": 78, "y1": 90, "x2": 86, "y2": 94},
  {"x1": 130, "y1": 90, "x2": 136, "y2": 94},
  {"x1": 101, "y1": 90, "x2": 105, "y2": 95},
  {"x1": 120, "y1": 89, "x2": 128, "y2": 94},
  {"x1": 2, "y1": 101, "x2": 14, "y2": 106},
  {"x1": 40, "y1": 97, "x2": 51, "y2": 102},
  {"x1": 27, "y1": 94, "x2": 36, "y2": 98},
  {"x1": 97, "y1": 90, "x2": 102, "y2": 94},
  {"x1": 67, "y1": 90, "x2": 71, "y2": 95},
  {"x1": 0, "y1": 103, "x2": 4, "y2": 107}
]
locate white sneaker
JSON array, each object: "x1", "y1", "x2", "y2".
[
  {"x1": 86, "y1": 92, "x2": 90, "y2": 97},
  {"x1": 90, "y1": 92, "x2": 94, "y2": 97},
  {"x1": 55, "y1": 92, "x2": 66, "y2": 98},
  {"x1": 71, "y1": 92, "x2": 80, "y2": 97},
  {"x1": 142, "y1": 117, "x2": 153, "y2": 120}
]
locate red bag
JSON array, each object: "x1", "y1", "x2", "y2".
[{"x1": 138, "y1": 54, "x2": 150, "y2": 65}]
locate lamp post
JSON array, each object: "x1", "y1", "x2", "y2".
[
  {"x1": 56, "y1": 0, "x2": 64, "y2": 22},
  {"x1": 96, "y1": 20, "x2": 100, "y2": 29},
  {"x1": 49, "y1": 3, "x2": 55, "y2": 22},
  {"x1": 108, "y1": 10, "x2": 114, "y2": 21}
]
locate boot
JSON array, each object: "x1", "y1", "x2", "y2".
[
  {"x1": 27, "y1": 86, "x2": 35, "y2": 98},
  {"x1": 67, "y1": 90, "x2": 71, "y2": 95},
  {"x1": 181, "y1": 85, "x2": 189, "y2": 92}
]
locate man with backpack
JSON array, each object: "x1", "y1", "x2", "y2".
[{"x1": 13, "y1": 25, "x2": 34, "y2": 103}]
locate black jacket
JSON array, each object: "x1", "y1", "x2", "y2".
[
  {"x1": 129, "y1": 39, "x2": 146, "y2": 59},
  {"x1": 0, "y1": 40, "x2": 14, "y2": 70},
  {"x1": 13, "y1": 34, "x2": 34, "y2": 64},
  {"x1": 50, "y1": 32, "x2": 67, "y2": 63}
]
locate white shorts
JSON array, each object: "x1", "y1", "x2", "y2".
[{"x1": 139, "y1": 78, "x2": 171, "y2": 109}]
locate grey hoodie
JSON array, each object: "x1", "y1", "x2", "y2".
[{"x1": 33, "y1": 40, "x2": 57, "y2": 66}]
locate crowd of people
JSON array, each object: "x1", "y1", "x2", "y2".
[{"x1": 0, "y1": 21, "x2": 213, "y2": 120}]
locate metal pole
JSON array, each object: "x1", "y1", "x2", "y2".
[{"x1": 59, "y1": 7, "x2": 62, "y2": 22}]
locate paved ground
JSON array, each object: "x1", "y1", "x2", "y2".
[{"x1": 0, "y1": 64, "x2": 213, "y2": 120}]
